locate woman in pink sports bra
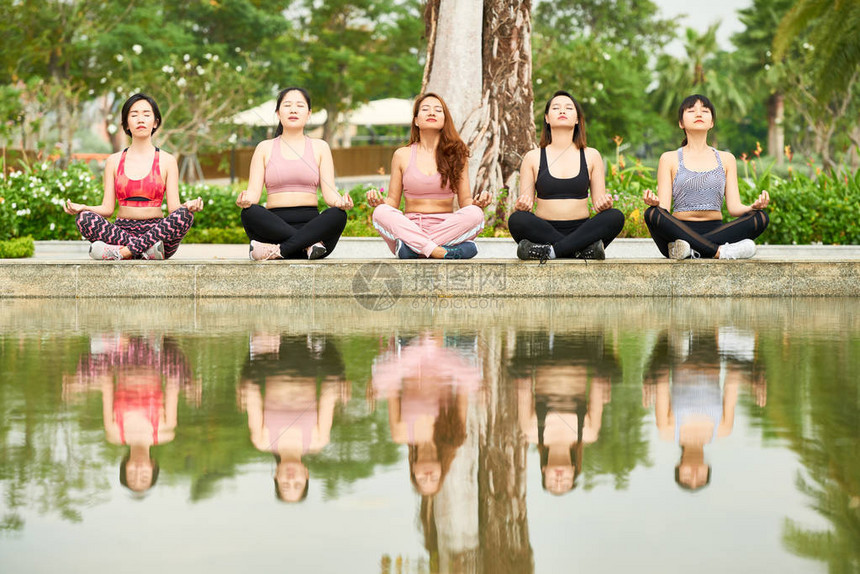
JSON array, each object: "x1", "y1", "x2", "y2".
[
  {"x1": 366, "y1": 93, "x2": 492, "y2": 259},
  {"x1": 64, "y1": 93, "x2": 203, "y2": 260},
  {"x1": 236, "y1": 87, "x2": 353, "y2": 261}
]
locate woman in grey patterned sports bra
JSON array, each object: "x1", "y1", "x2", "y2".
[{"x1": 642, "y1": 95, "x2": 770, "y2": 260}]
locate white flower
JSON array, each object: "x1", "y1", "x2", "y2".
[
  {"x1": 49, "y1": 222, "x2": 56, "y2": 231},
  {"x1": 228, "y1": 133, "x2": 238, "y2": 144},
  {"x1": 212, "y1": 54, "x2": 218, "y2": 62},
  {"x1": 596, "y1": 82, "x2": 604, "y2": 91},
  {"x1": 536, "y1": 78, "x2": 543, "y2": 85},
  {"x1": 176, "y1": 77, "x2": 187, "y2": 88},
  {"x1": 234, "y1": 47, "x2": 241, "y2": 53},
  {"x1": 100, "y1": 77, "x2": 107, "y2": 84},
  {"x1": 88, "y1": 89, "x2": 94, "y2": 95},
  {"x1": 184, "y1": 54, "x2": 191, "y2": 62},
  {"x1": 196, "y1": 66, "x2": 205, "y2": 75},
  {"x1": 765, "y1": 64, "x2": 771, "y2": 70},
  {"x1": 107, "y1": 124, "x2": 118, "y2": 134},
  {"x1": 115, "y1": 54, "x2": 124, "y2": 62},
  {"x1": 589, "y1": 97, "x2": 597, "y2": 104},
  {"x1": 208, "y1": 199, "x2": 214, "y2": 205},
  {"x1": 603, "y1": 53, "x2": 611, "y2": 60},
  {"x1": 766, "y1": 50, "x2": 772, "y2": 57},
  {"x1": 205, "y1": 53, "x2": 212, "y2": 60},
  {"x1": 235, "y1": 65, "x2": 242, "y2": 72},
  {"x1": 42, "y1": 162, "x2": 48, "y2": 170},
  {"x1": 11, "y1": 202, "x2": 16, "y2": 208},
  {"x1": 162, "y1": 65, "x2": 171, "y2": 73},
  {"x1": 132, "y1": 44, "x2": 143, "y2": 55}
]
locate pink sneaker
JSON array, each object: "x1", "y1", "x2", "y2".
[
  {"x1": 89, "y1": 241, "x2": 123, "y2": 260},
  {"x1": 249, "y1": 240, "x2": 283, "y2": 261}
]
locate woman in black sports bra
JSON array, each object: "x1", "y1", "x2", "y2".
[{"x1": 509, "y1": 90, "x2": 624, "y2": 262}]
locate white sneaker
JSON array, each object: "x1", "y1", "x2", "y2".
[
  {"x1": 668, "y1": 240, "x2": 691, "y2": 260},
  {"x1": 89, "y1": 241, "x2": 123, "y2": 260},
  {"x1": 142, "y1": 241, "x2": 164, "y2": 260},
  {"x1": 249, "y1": 240, "x2": 283, "y2": 261},
  {"x1": 720, "y1": 239, "x2": 756, "y2": 260}
]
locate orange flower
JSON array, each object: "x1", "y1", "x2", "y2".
[
  {"x1": 740, "y1": 153, "x2": 749, "y2": 163},
  {"x1": 754, "y1": 142, "x2": 762, "y2": 158},
  {"x1": 613, "y1": 135, "x2": 623, "y2": 146},
  {"x1": 784, "y1": 145, "x2": 793, "y2": 162}
]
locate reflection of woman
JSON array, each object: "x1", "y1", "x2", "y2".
[
  {"x1": 64, "y1": 334, "x2": 195, "y2": 493},
  {"x1": 238, "y1": 334, "x2": 347, "y2": 502},
  {"x1": 643, "y1": 328, "x2": 765, "y2": 490},
  {"x1": 366, "y1": 93, "x2": 491, "y2": 259},
  {"x1": 64, "y1": 93, "x2": 203, "y2": 260},
  {"x1": 371, "y1": 333, "x2": 481, "y2": 495},
  {"x1": 513, "y1": 332, "x2": 616, "y2": 495}
]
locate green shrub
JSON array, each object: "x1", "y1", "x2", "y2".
[
  {"x1": 3, "y1": 159, "x2": 858, "y2": 244},
  {"x1": 0, "y1": 236, "x2": 35, "y2": 258}
]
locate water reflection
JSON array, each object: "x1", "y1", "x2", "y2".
[
  {"x1": 238, "y1": 334, "x2": 348, "y2": 503},
  {"x1": 63, "y1": 334, "x2": 199, "y2": 494},
  {"x1": 0, "y1": 298, "x2": 858, "y2": 573},
  {"x1": 512, "y1": 332, "x2": 617, "y2": 495},
  {"x1": 642, "y1": 328, "x2": 766, "y2": 491}
]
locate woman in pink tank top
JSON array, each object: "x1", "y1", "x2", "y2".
[
  {"x1": 64, "y1": 93, "x2": 203, "y2": 260},
  {"x1": 236, "y1": 87, "x2": 354, "y2": 261},
  {"x1": 366, "y1": 93, "x2": 492, "y2": 259}
]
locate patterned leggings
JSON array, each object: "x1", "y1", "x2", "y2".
[{"x1": 76, "y1": 208, "x2": 194, "y2": 259}]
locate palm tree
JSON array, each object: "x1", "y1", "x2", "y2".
[
  {"x1": 774, "y1": 0, "x2": 860, "y2": 102},
  {"x1": 653, "y1": 24, "x2": 749, "y2": 121}
]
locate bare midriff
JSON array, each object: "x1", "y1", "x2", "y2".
[
  {"x1": 116, "y1": 205, "x2": 165, "y2": 220},
  {"x1": 535, "y1": 197, "x2": 589, "y2": 221},
  {"x1": 672, "y1": 209, "x2": 722, "y2": 221},
  {"x1": 404, "y1": 197, "x2": 456, "y2": 214},
  {"x1": 266, "y1": 193, "x2": 318, "y2": 209}
]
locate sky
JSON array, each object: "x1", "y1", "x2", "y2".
[{"x1": 655, "y1": 0, "x2": 753, "y2": 54}]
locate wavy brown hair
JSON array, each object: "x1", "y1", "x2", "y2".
[{"x1": 409, "y1": 93, "x2": 470, "y2": 192}]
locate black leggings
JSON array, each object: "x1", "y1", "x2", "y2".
[
  {"x1": 507, "y1": 209, "x2": 625, "y2": 257},
  {"x1": 241, "y1": 205, "x2": 347, "y2": 259},
  {"x1": 644, "y1": 206, "x2": 769, "y2": 258}
]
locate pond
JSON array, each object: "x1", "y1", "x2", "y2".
[{"x1": 0, "y1": 298, "x2": 858, "y2": 573}]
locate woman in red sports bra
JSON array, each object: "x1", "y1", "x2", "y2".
[
  {"x1": 235, "y1": 87, "x2": 353, "y2": 261},
  {"x1": 366, "y1": 93, "x2": 492, "y2": 259},
  {"x1": 64, "y1": 93, "x2": 203, "y2": 260}
]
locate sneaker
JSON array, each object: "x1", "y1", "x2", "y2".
[
  {"x1": 89, "y1": 241, "x2": 123, "y2": 260},
  {"x1": 307, "y1": 242, "x2": 327, "y2": 260},
  {"x1": 574, "y1": 240, "x2": 605, "y2": 260},
  {"x1": 516, "y1": 239, "x2": 551, "y2": 264},
  {"x1": 719, "y1": 239, "x2": 756, "y2": 260},
  {"x1": 249, "y1": 240, "x2": 283, "y2": 261},
  {"x1": 395, "y1": 239, "x2": 419, "y2": 259},
  {"x1": 668, "y1": 240, "x2": 691, "y2": 260},
  {"x1": 142, "y1": 241, "x2": 165, "y2": 260},
  {"x1": 444, "y1": 241, "x2": 478, "y2": 260}
]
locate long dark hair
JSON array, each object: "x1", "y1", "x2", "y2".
[
  {"x1": 121, "y1": 93, "x2": 162, "y2": 137},
  {"x1": 409, "y1": 93, "x2": 470, "y2": 192},
  {"x1": 539, "y1": 90, "x2": 587, "y2": 149},
  {"x1": 678, "y1": 94, "x2": 716, "y2": 146},
  {"x1": 274, "y1": 87, "x2": 312, "y2": 137}
]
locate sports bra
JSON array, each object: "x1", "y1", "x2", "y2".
[
  {"x1": 672, "y1": 147, "x2": 726, "y2": 212},
  {"x1": 402, "y1": 144, "x2": 455, "y2": 200},
  {"x1": 265, "y1": 137, "x2": 320, "y2": 195},
  {"x1": 535, "y1": 146, "x2": 590, "y2": 200},
  {"x1": 115, "y1": 148, "x2": 166, "y2": 207}
]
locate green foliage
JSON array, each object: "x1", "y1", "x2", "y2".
[{"x1": 0, "y1": 236, "x2": 34, "y2": 258}]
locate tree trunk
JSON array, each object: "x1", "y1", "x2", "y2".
[
  {"x1": 767, "y1": 91, "x2": 784, "y2": 166},
  {"x1": 423, "y1": 0, "x2": 535, "y2": 229},
  {"x1": 477, "y1": 330, "x2": 533, "y2": 573}
]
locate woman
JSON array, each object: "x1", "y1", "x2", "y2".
[
  {"x1": 509, "y1": 90, "x2": 624, "y2": 262},
  {"x1": 643, "y1": 94, "x2": 770, "y2": 259},
  {"x1": 64, "y1": 93, "x2": 203, "y2": 260},
  {"x1": 236, "y1": 87, "x2": 352, "y2": 260},
  {"x1": 366, "y1": 93, "x2": 491, "y2": 259}
]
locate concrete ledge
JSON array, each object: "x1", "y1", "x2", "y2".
[{"x1": 1, "y1": 258, "x2": 858, "y2": 297}]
